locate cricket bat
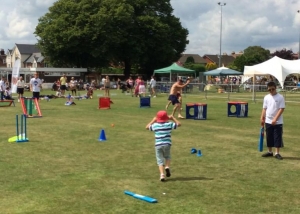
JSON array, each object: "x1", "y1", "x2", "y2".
[
  {"x1": 124, "y1": 190, "x2": 158, "y2": 203},
  {"x1": 258, "y1": 125, "x2": 264, "y2": 152}
]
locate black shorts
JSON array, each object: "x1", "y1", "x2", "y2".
[
  {"x1": 33, "y1": 92, "x2": 40, "y2": 100},
  {"x1": 265, "y1": 123, "x2": 284, "y2": 148},
  {"x1": 105, "y1": 86, "x2": 110, "y2": 89},
  {"x1": 17, "y1": 88, "x2": 24, "y2": 94},
  {"x1": 60, "y1": 85, "x2": 67, "y2": 90},
  {"x1": 168, "y1": 95, "x2": 180, "y2": 105}
]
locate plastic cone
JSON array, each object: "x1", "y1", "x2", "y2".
[
  {"x1": 98, "y1": 129, "x2": 107, "y2": 141},
  {"x1": 197, "y1": 150, "x2": 203, "y2": 157},
  {"x1": 191, "y1": 148, "x2": 197, "y2": 154}
]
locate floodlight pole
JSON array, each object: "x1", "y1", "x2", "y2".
[
  {"x1": 218, "y1": 2, "x2": 226, "y2": 67},
  {"x1": 297, "y1": 10, "x2": 300, "y2": 59}
]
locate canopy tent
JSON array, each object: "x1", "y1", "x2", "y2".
[
  {"x1": 203, "y1": 66, "x2": 243, "y2": 76},
  {"x1": 243, "y1": 56, "x2": 300, "y2": 88},
  {"x1": 243, "y1": 56, "x2": 300, "y2": 102},
  {"x1": 154, "y1": 63, "x2": 195, "y2": 81}
]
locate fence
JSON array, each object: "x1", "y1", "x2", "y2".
[{"x1": 155, "y1": 82, "x2": 300, "y2": 103}]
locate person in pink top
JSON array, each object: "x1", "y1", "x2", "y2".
[
  {"x1": 137, "y1": 77, "x2": 146, "y2": 97},
  {"x1": 134, "y1": 76, "x2": 142, "y2": 97}
]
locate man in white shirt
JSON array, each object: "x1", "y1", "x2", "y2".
[
  {"x1": 30, "y1": 73, "x2": 42, "y2": 100},
  {"x1": 149, "y1": 75, "x2": 157, "y2": 97},
  {"x1": 0, "y1": 76, "x2": 6, "y2": 100},
  {"x1": 260, "y1": 81, "x2": 285, "y2": 160}
]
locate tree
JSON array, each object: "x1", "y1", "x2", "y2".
[
  {"x1": 35, "y1": 0, "x2": 189, "y2": 77},
  {"x1": 205, "y1": 62, "x2": 217, "y2": 71},
  {"x1": 232, "y1": 46, "x2": 271, "y2": 72},
  {"x1": 271, "y1": 48, "x2": 294, "y2": 60},
  {"x1": 185, "y1": 56, "x2": 195, "y2": 64},
  {"x1": 184, "y1": 63, "x2": 206, "y2": 77}
]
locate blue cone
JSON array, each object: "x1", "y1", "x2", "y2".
[
  {"x1": 191, "y1": 148, "x2": 197, "y2": 154},
  {"x1": 197, "y1": 150, "x2": 203, "y2": 157},
  {"x1": 98, "y1": 129, "x2": 107, "y2": 141}
]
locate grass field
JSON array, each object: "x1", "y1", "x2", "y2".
[{"x1": 0, "y1": 89, "x2": 300, "y2": 214}]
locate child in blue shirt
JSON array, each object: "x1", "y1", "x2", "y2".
[{"x1": 146, "y1": 110, "x2": 181, "y2": 181}]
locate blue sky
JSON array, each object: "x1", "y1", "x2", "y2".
[{"x1": 1, "y1": 0, "x2": 300, "y2": 56}]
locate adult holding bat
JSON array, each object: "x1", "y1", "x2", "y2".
[{"x1": 260, "y1": 81, "x2": 285, "y2": 160}]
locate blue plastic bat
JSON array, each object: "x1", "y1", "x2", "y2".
[
  {"x1": 258, "y1": 126, "x2": 264, "y2": 152},
  {"x1": 124, "y1": 190, "x2": 157, "y2": 203}
]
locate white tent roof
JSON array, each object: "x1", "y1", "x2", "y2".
[{"x1": 243, "y1": 56, "x2": 300, "y2": 88}]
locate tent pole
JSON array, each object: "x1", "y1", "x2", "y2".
[{"x1": 252, "y1": 75, "x2": 256, "y2": 103}]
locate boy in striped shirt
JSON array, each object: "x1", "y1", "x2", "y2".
[{"x1": 146, "y1": 110, "x2": 181, "y2": 181}]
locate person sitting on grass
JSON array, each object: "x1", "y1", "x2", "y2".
[
  {"x1": 146, "y1": 110, "x2": 181, "y2": 182},
  {"x1": 4, "y1": 87, "x2": 14, "y2": 100}
]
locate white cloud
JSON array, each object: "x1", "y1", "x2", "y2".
[{"x1": 5, "y1": 10, "x2": 33, "y2": 38}]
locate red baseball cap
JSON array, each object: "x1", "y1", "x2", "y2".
[{"x1": 156, "y1": 111, "x2": 169, "y2": 122}]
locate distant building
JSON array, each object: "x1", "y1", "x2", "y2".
[
  {"x1": 231, "y1": 51, "x2": 244, "y2": 58},
  {"x1": 202, "y1": 54, "x2": 235, "y2": 67},
  {"x1": 1, "y1": 44, "x2": 87, "y2": 83},
  {"x1": 177, "y1": 54, "x2": 207, "y2": 65},
  {"x1": 0, "y1": 49, "x2": 6, "y2": 67}
]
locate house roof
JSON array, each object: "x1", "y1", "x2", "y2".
[
  {"x1": 203, "y1": 54, "x2": 235, "y2": 65},
  {"x1": 15, "y1": 44, "x2": 40, "y2": 54},
  {"x1": 24, "y1": 53, "x2": 44, "y2": 64},
  {"x1": 178, "y1": 54, "x2": 207, "y2": 64}
]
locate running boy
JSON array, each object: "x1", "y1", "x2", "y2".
[
  {"x1": 260, "y1": 81, "x2": 285, "y2": 160},
  {"x1": 146, "y1": 110, "x2": 181, "y2": 181}
]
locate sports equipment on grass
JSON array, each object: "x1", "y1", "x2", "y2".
[
  {"x1": 9, "y1": 115, "x2": 29, "y2": 143},
  {"x1": 258, "y1": 124, "x2": 264, "y2": 152},
  {"x1": 20, "y1": 97, "x2": 42, "y2": 118},
  {"x1": 98, "y1": 129, "x2": 107, "y2": 141},
  {"x1": 124, "y1": 190, "x2": 157, "y2": 203}
]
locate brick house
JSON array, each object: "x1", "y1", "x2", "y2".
[
  {"x1": 203, "y1": 54, "x2": 235, "y2": 67},
  {"x1": 0, "y1": 49, "x2": 6, "y2": 67}
]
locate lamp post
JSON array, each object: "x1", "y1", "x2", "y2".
[
  {"x1": 297, "y1": 10, "x2": 300, "y2": 59},
  {"x1": 218, "y1": 2, "x2": 226, "y2": 67}
]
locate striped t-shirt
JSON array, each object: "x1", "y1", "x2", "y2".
[{"x1": 149, "y1": 122, "x2": 177, "y2": 147}]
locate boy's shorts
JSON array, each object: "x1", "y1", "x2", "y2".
[
  {"x1": 265, "y1": 123, "x2": 284, "y2": 148},
  {"x1": 155, "y1": 144, "x2": 171, "y2": 166}
]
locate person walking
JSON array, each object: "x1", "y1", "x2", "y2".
[
  {"x1": 16, "y1": 76, "x2": 25, "y2": 102},
  {"x1": 260, "y1": 81, "x2": 285, "y2": 160},
  {"x1": 149, "y1": 76, "x2": 157, "y2": 98},
  {"x1": 146, "y1": 110, "x2": 181, "y2": 181},
  {"x1": 104, "y1": 76, "x2": 110, "y2": 97}
]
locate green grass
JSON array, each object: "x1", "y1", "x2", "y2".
[{"x1": 0, "y1": 90, "x2": 300, "y2": 214}]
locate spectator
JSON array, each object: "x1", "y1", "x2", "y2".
[
  {"x1": 30, "y1": 73, "x2": 42, "y2": 100},
  {"x1": 16, "y1": 76, "x2": 25, "y2": 102},
  {"x1": 0, "y1": 76, "x2": 6, "y2": 100},
  {"x1": 4, "y1": 87, "x2": 13, "y2": 100},
  {"x1": 104, "y1": 76, "x2": 110, "y2": 97},
  {"x1": 60, "y1": 74, "x2": 67, "y2": 95},
  {"x1": 149, "y1": 76, "x2": 157, "y2": 98}
]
